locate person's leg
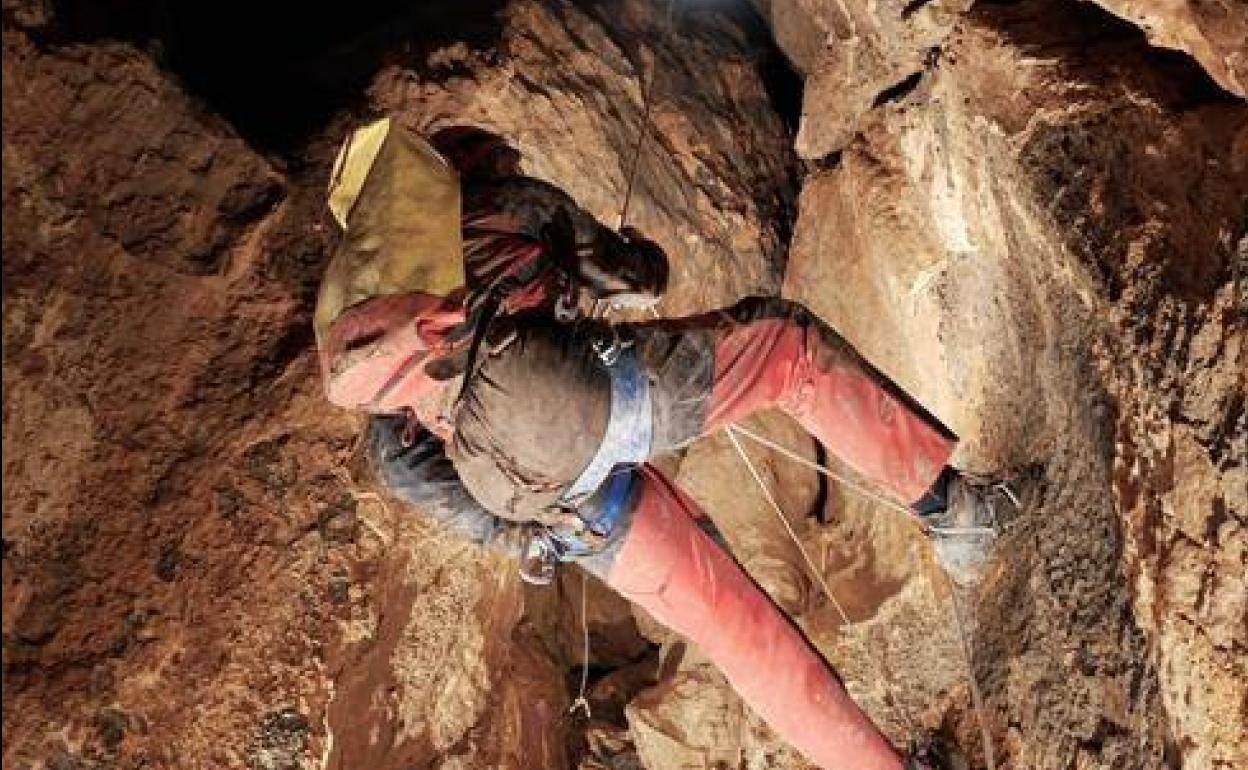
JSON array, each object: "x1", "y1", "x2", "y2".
[
  {"x1": 636, "y1": 297, "x2": 956, "y2": 505},
  {"x1": 578, "y1": 464, "x2": 903, "y2": 770}
]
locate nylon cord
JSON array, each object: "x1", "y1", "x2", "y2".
[
  {"x1": 729, "y1": 423, "x2": 999, "y2": 769},
  {"x1": 611, "y1": 2, "x2": 992, "y2": 763},
  {"x1": 569, "y1": 569, "x2": 593, "y2": 719},
  {"x1": 729, "y1": 422, "x2": 917, "y2": 519},
  {"x1": 617, "y1": 0, "x2": 678, "y2": 230},
  {"x1": 725, "y1": 425, "x2": 918, "y2": 736},
  {"x1": 947, "y1": 577, "x2": 998, "y2": 770}
]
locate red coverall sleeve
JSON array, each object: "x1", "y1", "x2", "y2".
[{"x1": 602, "y1": 465, "x2": 904, "y2": 770}]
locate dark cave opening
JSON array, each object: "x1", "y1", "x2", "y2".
[
  {"x1": 23, "y1": 0, "x2": 808, "y2": 161},
  {"x1": 29, "y1": 0, "x2": 509, "y2": 156},
  {"x1": 976, "y1": 0, "x2": 1240, "y2": 108}
]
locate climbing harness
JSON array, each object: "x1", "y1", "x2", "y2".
[
  {"x1": 519, "y1": 466, "x2": 638, "y2": 586},
  {"x1": 518, "y1": 527, "x2": 563, "y2": 586},
  {"x1": 561, "y1": 344, "x2": 653, "y2": 506},
  {"x1": 590, "y1": 324, "x2": 630, "y2": 366}
]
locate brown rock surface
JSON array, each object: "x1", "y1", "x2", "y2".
[
  {"x1": 753, "y1": 0, "x2": 974, "y2": 158},
  {"x1": 781, "y1": 0, "x2": 1247, "y2": 767},
  {"x1": 366, "y1": 0, "x2": 797, "y2": 314},
  {"x1": 2, "y1": 1, "x2": 795, "y2": 769},
  {"x1": 1089, "y1": 0, "x2": 1248, "y2": 97}
]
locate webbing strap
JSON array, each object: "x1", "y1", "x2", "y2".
[{"x1": 560, "y1": 346, "x2": 653, "y2": 507}]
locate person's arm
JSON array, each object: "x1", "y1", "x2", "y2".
[
  {"x1": 367, "y1": 414, "x2": 526, "y2": 556},
  {"x1": 466, "y1": 177, "x2": 668, "y2": 307}
]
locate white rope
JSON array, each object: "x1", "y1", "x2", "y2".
[
  {"x1": 617, "y1": 0, "x2": 678, "y2": 231},
  {"x1": 608, "y1": 4, "x2": 994, "y2": 762},
  {"x1": 568, "y1": 569, "x2": 593, "y2": 719},
  {"x1": 724, "y1": 425, "x2": 916, "y2": 734},
  {"x1": 728, "y1": 422, "x2": 915, "y2": 519},
  {"x1": 946, "y1": 578, "x2": 998, "y2": 770},
  {"x1": 728, "y1": 423, "x2": 999, "y2": 768}
]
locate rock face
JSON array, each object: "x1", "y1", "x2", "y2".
[
  {"x1": 777, "y1": 0, "x2": 1247, "y2": 768},
  {"x1": 755, "y1": 0, "x2": 974, "y2": 158},
  {"x1": 3, "y1": 0, "x2": 1245, "y2": 769},
  {"x1": 362, "y1": 0, "x2": 797, "y2": 314},
  {"x1": 3, "y1": 24, "x2": 346, "y2": 770}
]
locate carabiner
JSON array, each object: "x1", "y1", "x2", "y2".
[{"x1": 518, "y1": 527, "x2": 560, "y2": 586}]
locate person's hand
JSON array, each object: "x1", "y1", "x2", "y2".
[
  {"x1": 594, "y1": 226, "x2": 669, "y2": 308},
  {"x1": 542, "y1": 215, "x2": 670, "y2": 310}
]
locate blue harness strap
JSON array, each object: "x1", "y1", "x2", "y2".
[
  {"x1": 559, "y1": 344, "x2": 653, "y2": 507},
  {"x1": 548, "y1": 466, "x2": 638, "y2": 560},
  {"x1": 521, "y1": 341, "x2": 651, "y2": 577}
]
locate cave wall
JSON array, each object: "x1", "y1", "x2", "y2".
[{"x1": 772, "y1": 0, "x2": 1246, "y2": 767}]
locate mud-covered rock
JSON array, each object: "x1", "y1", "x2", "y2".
[{"x1": 4, "y1": 0, "x2": 1245, "y2": 768}]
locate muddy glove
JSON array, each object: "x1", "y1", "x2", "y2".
[
  {"x1": 541, "y1": 208, "x2": 669, "y2": 309},
  {"x1": 368, "y1": 414, "x2": 525, "y2": 556},
  {"x1": 605, "y1": 226, "x2": 669, "y2": 308}
]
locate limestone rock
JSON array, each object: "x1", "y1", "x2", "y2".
[
  {"x1": 753, "y1": 0, "x2": 973, "y2": 158},
  {"x1": 4, "y1": 0, "x2": 1246, "y2": 768}
]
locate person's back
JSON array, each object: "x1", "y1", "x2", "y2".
[{"x1": 319, "y1": 119, "x2": 1020, "y2": 770}]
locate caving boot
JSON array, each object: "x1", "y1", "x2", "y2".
[{"x1": 916, "y1": 470, "x2": 1032, "y2": 587}]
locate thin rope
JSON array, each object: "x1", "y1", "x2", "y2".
[
  {"x1": 569, "y1": 569, "x2": 593, "y2": 719},
  {"x1": 725, "y1": 425, "x2": 917, "y2": 734},
  {"x1": 613, "y1": 4, "x2": 991, "y2": 762},
  {"x1": 729, "y1": 423, "x2": 998, "y2": 767},
  {"x1": 946, "y1": 578, "x2": 997, "y2": 770},
  {"x1": 729, "y1": 423, "x2": 915, "y2": 519},
  {"x1": 617, "y1": 0, "x2": 677, "y2": 230}
]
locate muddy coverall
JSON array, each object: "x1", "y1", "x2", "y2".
[{"x1": 331, "y1": 174, "x2": 956, "y2": 770}]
